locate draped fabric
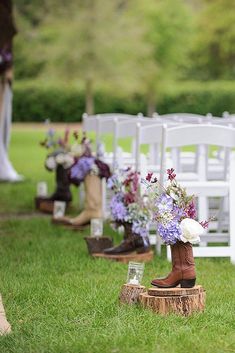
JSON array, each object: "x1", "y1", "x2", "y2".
[{"x1": 0, "y1": 0, "x2": 22, "y2": 181}]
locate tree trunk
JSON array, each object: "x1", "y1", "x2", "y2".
[
  {"x1": 119, "y1": 284, "x2": 146, "y2": 305},
  {"x1": 139, "y1": 285, "x2": 206, "y2": 316},
  {"x1": 85, "y1": 78, "x2": 94, "y2": 115},
  {"x1": 147, "y1": 88, "x2": 156, "y2": 117}
]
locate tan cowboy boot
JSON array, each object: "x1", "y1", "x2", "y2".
[
  {"x1": 59, "y1": 174, "x2": 103, "y2": 227},
  {"x1": 0, "y1": 294, "x2": 11, "y2": 335},
  {"x1": 151, "y1": 241, "x2": 196, "y2": 288}
]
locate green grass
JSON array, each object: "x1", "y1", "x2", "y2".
[{"x1": 1, "y1": 126, "x2": 235, "y2": 353}]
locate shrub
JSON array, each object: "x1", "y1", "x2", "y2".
[{"x1": 13, "y1": 80, "x2": 235, "y2": 122}]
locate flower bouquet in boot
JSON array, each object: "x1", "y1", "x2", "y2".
[
  {"x1": 36, "y1": 127, "x2": 77, "y2": 213},
  {"x1": 144, "y1": 169, "x2": 209, "y2": 288},
  {"x1": 56, "y1": 133, "x2": 111, "y2": 229},
  {"x1": 104, "y1": 168, "x2": 151, "y2": 256}
]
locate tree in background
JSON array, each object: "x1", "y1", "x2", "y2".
[
  {"x1": 15, "y1": 0, "x2": 150, "y2": 114},
  {"x1": 189, "y1": 0, "x2": 235, "y2": 80},
  {"x1": 135, "y1": 0, "x2": 193, "y2": 116}
]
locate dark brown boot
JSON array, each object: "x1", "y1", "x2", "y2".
[
  {"x1": 43, "y1": 165, "x2": 72, "y2": 202},
  {"x1": 151, "y1": 241, "x2": 196, "y2": 288},
  {"x1": 104, "y1": 223, "x2": 150, "y2": 255}
]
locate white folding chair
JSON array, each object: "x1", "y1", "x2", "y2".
[{"x1": 160, "y1": 124, "x2": 235, "y2": 262}]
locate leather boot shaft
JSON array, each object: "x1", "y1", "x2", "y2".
[{"x1": 151, "y1": 241, "x2": 196, "y2": 288}]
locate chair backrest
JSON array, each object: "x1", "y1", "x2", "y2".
[
  {"x1": 159, "y1": 113, "x2": 205, "y2": 124},
  {"x1": 135, "y1": 123, "x2": 164, "y2": 172},
  {"x1": 112, "y1": 117, "x2": 161, "y2": 168},
  {"x1": 160, "y1": 124, "x2": 235, "y2": 184}
]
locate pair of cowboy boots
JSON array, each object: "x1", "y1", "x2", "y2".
[
  {"x1": 57, "y1": 174, "x2": 102, "y2": 227},
  {"x1": 104, "y1": 223, "x2": 150, "y2": 255},
  {"x1": 151, "y1": 241, "x2": 196, "y2": 288}
]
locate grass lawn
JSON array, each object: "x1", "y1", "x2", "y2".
[{"x1": 0, "y1": 125, "x2": 235, "y2": 353}]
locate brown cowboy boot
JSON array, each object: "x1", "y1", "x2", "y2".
[
  {"x1": 151, "y1": 241, "x2": 196, "y2": 288},
  {"x1": 58, "y1": 174, "x2": 102, "y2": 227}
]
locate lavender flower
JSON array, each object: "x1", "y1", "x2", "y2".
[
  {"x1": 110, "y1": 194, "x2": 127, "y2": 221},
  {"x1": 70, "y1": 156, "x2": 95, "y2": 181},
  {"x1": 157, "y1": 221, "x2": 182, "y2": 245},
  {"x1": 156, "y1": 194, "x2": 173, "y2": 212}
]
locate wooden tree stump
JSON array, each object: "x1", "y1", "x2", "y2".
[
  {"x1": 35, "y1": 197, "x2": 54, "y2": 214},
  {"x1": 139, "y1": 285, "x2": 206, "y2": 316},
  {"x1": 92, "y1": 250, "x2": 154, "y2": 264},
  {"x1": 119, "y1": 284, "x2": 146, "y2": 305},
  {"x1": 0, "y1": 294, "x2": 11, "y2": 335},
  {"x1": 35, "y1": 197, "x2": 70, "y2": 214}
]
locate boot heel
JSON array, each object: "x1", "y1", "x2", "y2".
[{"x1": 180, "y1": 278, "x2": 196, "y2": 288}]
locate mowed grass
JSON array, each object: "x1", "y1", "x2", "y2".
[{"x1": 0, "y1": 126, "x2": 235, "y2": 353}]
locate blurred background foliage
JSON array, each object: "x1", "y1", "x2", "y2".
[{"x1": 12, "y1": 0, "x2": 235, "y2": 118}]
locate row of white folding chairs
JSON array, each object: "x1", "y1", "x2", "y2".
[{"x1": 83, "y1": 114, "x2": 235, "y2": 262}]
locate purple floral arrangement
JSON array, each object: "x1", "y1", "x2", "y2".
[
  {"x1": 143, "y1": 169, "x2": 208, "y2": 245},
  {"x1": 108, "y1": 168, "x2": 151, "y2": 244},
  {"x1": 69, "y1": 136, "x2": 111, "y2": 185}
]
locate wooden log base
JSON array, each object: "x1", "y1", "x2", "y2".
[
  {"x1": 35, "y1": 197, "x2": 54, "y2": 214},
  {"x1": 0, "y1": 294, "x2": 11, "y2": 335},
  {"x1": 84, "y1": 236, "x2": 114, "y2": 255},
  {"x1": 35, "y1": 197, "x2": 70, "y2": 214},
  {"x1": 119, "y1": 284, "x2": 146, "y2": 305},
  {"x1": 139, "y1": 285, "x2": 206, "y2": 316},
  {"x1": 92, "y1": 250, "x2": 154, "y2": 264}
]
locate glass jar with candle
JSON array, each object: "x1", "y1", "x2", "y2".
[
  {"x1": 53, "y1": 201, "x2": 66, "y2": 219},
  {"x1": 127, "y1": 262, "x2": 144, "y2": 286}
]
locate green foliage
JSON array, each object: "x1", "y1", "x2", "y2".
[
  {"x1": 12, "y1": 80, "x2": 235, "y2": 122},
  {"x1": 189, "y1": 0, "x2": 235, "y2": 79}
]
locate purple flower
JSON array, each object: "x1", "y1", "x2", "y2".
[
  {"x1": 185, "y1": 200, "x2": 197, "y2": 219},
  {"x1": 157, "y1": 221, "x2": 182, "y2": 245},
  {"x1": 172, "y1": 205, "x2": 185, "y2": 221},
  {"x1": 70, "y1": 156, "x2": 95, "y2": 182},
  {"x1": 156, "y1": 194, "x2": 173, "y2": 212},
  {"x1": 110, "y1": 194, "x2": 127, "y2": 221}
]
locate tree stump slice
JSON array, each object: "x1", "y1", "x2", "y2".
[
  {"x1": 92, "y1": 250, "x2": 154, "y2": 264},
  {"x1": 35, "y1": 197, "x2": 70, "y2": 214},
  {"x1": 139, "y1": 285, "x2": 206, "y2": 316},
  {"x1": 0, "y1": 294, "x2": 11, "y2": 335},
  {"x1": 35, "y1": 197, "x2": 54, "y2": 214},
  {"x1": 119, "y1": 284, "x2": 146, "y2": 305}
]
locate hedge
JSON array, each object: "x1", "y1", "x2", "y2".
[{"x1": 12, "y1": 81, "x2": 235, "y2": 122}]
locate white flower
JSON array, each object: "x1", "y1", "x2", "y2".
[
  {"x1": 55, "y1": 153, "x2": 65, "y2": 165},
  {"x1": 180, "y1": 218, "x2": 204, "y2": 244},
  {"x1": 71, "y1": 143, "x2": 82, "y2": 157},
  {"x1": 45, "y1": 156, "x2": 56, "y2": 171},
  {"x1": 63, "y1": 154, "x2": 74, "y2": 169},
  {"x1": 90, "y1": 163, "x2": 99, "y2": 175}
]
